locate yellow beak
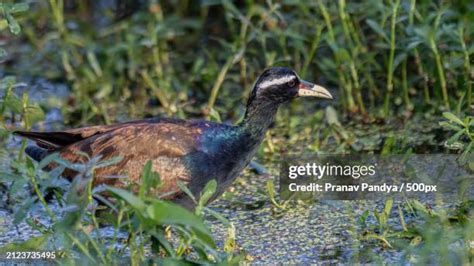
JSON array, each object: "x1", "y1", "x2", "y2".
[{"x1": 298, "y1": 80, "x2": 333, "y2": 99}]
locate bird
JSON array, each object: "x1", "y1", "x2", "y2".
[{"x1": 14, "y1": 67, "x2": 332, "y2": 209}]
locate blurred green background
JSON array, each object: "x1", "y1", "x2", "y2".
[
  {"x1": 1, "y1": 0, "x2": 472, "y2": 155},
  {"x1": 1, "y1": 0, "x2": 472, "y2": 122}
]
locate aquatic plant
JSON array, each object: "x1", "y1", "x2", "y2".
[{"x1": 0, "y1": 155, "x2": 242, "y2": 264}]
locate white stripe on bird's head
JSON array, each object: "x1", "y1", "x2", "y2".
[{"x1": 258, "y1": 75, "x2": 297, "y2": 89}]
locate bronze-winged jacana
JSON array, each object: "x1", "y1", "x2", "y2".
[{"x1": 14, "y1": 67, "x2": 333, "y2": 208}]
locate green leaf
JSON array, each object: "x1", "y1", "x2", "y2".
[
  {"x1": 374, "y1": 210, "x2": 380, "y2": 224},
  {"x1": 139, "y1": 160, "x2": 152, "y2": 198},
  {"x1": 13, "y1": 197, "x2": 37, "y2": 224},
  {"x1": 358, "y1": 210, "x2": 370, "y2": 227},
  {"x1": 384, "y1": 198, "x2": 393, "y2": 217},
  {"x1": 0, "y1": 19, "x2": 8, "y2": 30},
  {"x1": 146, "y1": 201, "x2": 204, "y2": 229},
  {"x1": 0, "y1": 48, "x2": 6, "y2": 59},
  {"x1": 155, "y1": 257, "x2": 198, "y2": 266},
  {"x1": 446, "y1": 130, "x2": 465, "y2": 146},
  {"x1": 203, "y1": 207, "x2": 229, "y2": 226},
  {"x1": 150, "y1": 230, "x2": 176, "y2": 257},
  {"x1": 438, "y1": 121, "x2": 462, "y2": 131},
  {"x1": 9, "y1": 3, "x2": 29, "y2": 13},
  {"x1": 48, "y1": 165, "x2": 66, "y2": 179},
  {"x1": 366, "y1": 19, "x2": 389, "y2": 42},
  {"x1": 442, "y1": 112, "x2": 464, "y2": 126},
  {"x1": 413, "y1": 26, "x2": 430, "y2": 42},
  {"x1": 146, "y1": 201, "x2": 216, "y2": 248},
  {"x1": 325, "y1": 106, "x2": 341, "y2": 126},
  {"x1": 335, "y1": 47, "x2": 351, "y2": 61},
  {"x1": 381, "y1": 135, "x2": 396, "y2": 155},
  {"x1": 106, "y1": 186, "x2": 146, "y2": 211},
  {"x1": 199, "y1": 179, "x2": 217, "y2": 207},
  {"x1": 25, "y1": 104, "x2": 45, "y2": 125},
  {"x1": 409, "y1": 200, "x2": 430, "y2": 216},
  {"x1": 393, "y1": 52, "x2": 407, "y2": 70},
  {"x1": 406, "y1": 40, "x2": 423, "y2": 50},
  {"x1": 459, "y1": 143, "x2": 473, "y2": 165},
  {"x1": 266, "y1": 179, "x2": 284, "y2": 209},
  {"x1": 95, "y1": 155, "x2": 123, "y2": 169},
  {"x1": 364, "y1": 233, "x2": 393, "y2": 248},
  {"x1": 266, "y1": 179, "x2": 276, "y2": 203},
  {"x1": 398, "y1": 204, "x2": 407, "y2": 231},
  {"x1": 0, "y1": 126, "x2": 9, "y2": 138},
  {"x1": 5, "y1": 12, "x2": 20, "y2": 35},
  {"x1": 223, "y1": 223, "x2": 236, "y2": 253},
  {"x1": 57, "y1": 176, "x2": 93, "y2": 230},
  {"x1": 25, "y1": 217, "x2": 49, "y2": 234},
  {"x1": 53, "y1": 157, "x2": 85, "y2": 173},
  {"x1": 177, "y1": 180, "x2": 196, "y2": 203},
  {"x1": 38, "y1": 152, "x2": 60, "y2": 170},
  {"x1": 208, "y1": 108, "x2": 221, "y2": 122},
  {"x1": 0, "y1": 234, "x2": 49, "y2": 252},
  {"x1": 10, "y1": 176, "x2": 28, "y2": 194},
  {"x1": 4, "y1": 94, "x2": 22, "y2": 113},
  {"x1": 139, "y1": 160, "x2": 161, "y2": 199},
  {"x1": 0, "y1": 75, "x2": 16, "y2": 86},
  {"x1": 0, "y1": 171, "x2": 19, "y2": 182}
]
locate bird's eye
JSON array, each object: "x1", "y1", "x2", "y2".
[{"x1": 288, "y1": 80, "x2": 296, "y2": 87}]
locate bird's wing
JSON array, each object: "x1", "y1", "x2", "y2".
[
  {"x1": 13, "y1": 118, "x2": 174, "y2": 150},
  {"x1": 58, "y1": 122, "x2": 202, "y2": 200}
]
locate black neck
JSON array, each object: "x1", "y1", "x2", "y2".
[{"x1": 238, "y1": 97, "x2": 279, "y2": 141}]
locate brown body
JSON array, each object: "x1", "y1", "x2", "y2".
[
  {"x1": 14, "y1": 67, "x2": 333, "y2": 208},
  {"x1": 15, "y1": 117, "x2": 260, "y2": 207}
]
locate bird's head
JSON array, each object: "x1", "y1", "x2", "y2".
[{"x1": 247, "y1": 67, "x2": 332, "y2": 106}]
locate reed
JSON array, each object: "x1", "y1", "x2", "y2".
[
  {"x1": 2, "y1": 0, "x2": 470, "y2": 123},
  {"x1": 318, "y1": 0, "x2": 355, "y2": 112},
  {"x1": 383, "y1": 0, "x2": 400, "y2": 116},
  {"x1": 431, "y1": 10, "x2": 450, "y2": 109},
  {"x1": 458, "y1": 26, "x2": 472, "y2": 108}
]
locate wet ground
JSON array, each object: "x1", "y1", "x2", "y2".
[
  {"x1": 206, "y1": 165, "x2": 469, "y2": 264},
  {"x1": 0, "y1": 157, "x2": 470, "y2": 264}
]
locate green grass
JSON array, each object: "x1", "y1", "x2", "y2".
[
  {"x1": 0, "y1": 153, "x2": 242, "y2": 264},
  {"x1": 2, "y1": 0, "x2": 472, "y2": 124}
]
